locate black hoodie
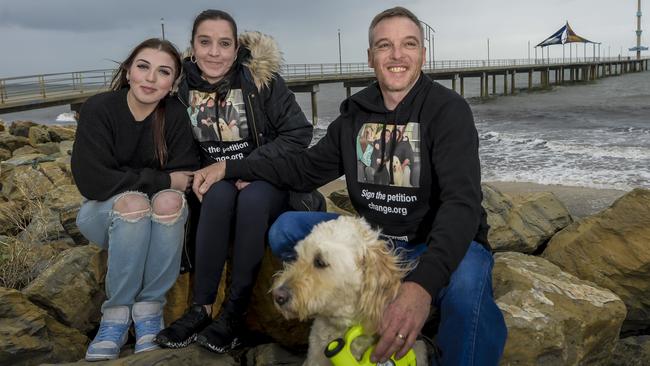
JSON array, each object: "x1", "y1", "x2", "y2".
[{"x1": 226, "y1": 73, "x2": 489, "y2": 299}]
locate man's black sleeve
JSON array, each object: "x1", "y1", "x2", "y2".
[
  {"x1": 226, "y1": 116, "x2": 345, "y2": 192},
  {"x1": 405, "y1": 98, "x2": 484, "y2": 299}
]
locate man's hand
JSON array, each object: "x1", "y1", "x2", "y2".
[
  {"x1": 169, "y1": 171, "x2": 194, "y2": 192},
  {"x1": 371, "y1": 281, "x2": 432, "y2": 363},
  {"x1": 192, "y1": 161, "x2": 226, "y2": 201}
]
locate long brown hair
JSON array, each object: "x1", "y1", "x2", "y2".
[{"x1": 111, "y1": 38, "x2": 182, "y2": 167}]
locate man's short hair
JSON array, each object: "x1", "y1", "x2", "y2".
[{"x1": 368, "y1": 7, "x2": 425, "y2": 47}]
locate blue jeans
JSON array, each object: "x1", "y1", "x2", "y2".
[
  {"x1": 268, "y1": 211, "x2": 507, "y2": 366},
  {"x1": 76, "y1": 190, "x2": 188, "y2": 311}
]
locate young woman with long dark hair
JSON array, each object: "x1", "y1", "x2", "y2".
[{"x1": 71, "y1": 38, "x2": 199, "y2": 361}]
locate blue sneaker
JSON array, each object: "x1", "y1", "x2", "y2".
[
  {"x1": 133, "y1": 301, "x2": 164, "y2": 353},
  {"x1": 85, "y1": 306, "x2": 130, "y2": 361}
]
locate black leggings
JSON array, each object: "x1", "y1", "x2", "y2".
[{"x1": 193, "y1": 179, "x2": 288, "y2": 312}]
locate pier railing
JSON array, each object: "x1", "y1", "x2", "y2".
[
  {"x1": 0, "y1": 69, "x2": 114, "y2": 105},
  {"x1": 0, "y1": 57, "x2": 647, "y2": 107}
]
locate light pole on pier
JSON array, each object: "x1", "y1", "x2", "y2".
[
  {"x1": 337, "y1": 29, "x2": 342, "y2": 74},
  {"x1": 161, "y1": 18, "x2": 165, "y2": 40},
  {"x1": 487, "y1": 38, "x2": 490, "y2": 66},
  {"x1": 420, "y1": 21, "x2": 435, "y2": 70}
]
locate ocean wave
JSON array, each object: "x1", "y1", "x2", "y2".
[
  {"x1": 545, "y1": 141, "x2": 650, "y2": 160},
  {"x1": 480, "y1": 131, "x2": 548, "y2": 148},
  {"x1": 481, "y1": 166, "x2": 648, "y2": 191},
  {"x1": 55, "y1": 112, "x2": 77, "y2": 122},
  {"x1": 607, "y1": 126, "x2": 650, "y2": 134}
]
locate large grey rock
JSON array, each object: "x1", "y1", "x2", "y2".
[
  {"x1": 0, "y1": 287, "x2": 87, "y2": 365},
  {"x1": 327, "y1": 189, "x2": 357, "y2": 215},
  {"x1": 245, "y1": 343, "x2": 305, "y2": 366},
  {"x1": 610, "y1": 336, "x2": 650, "y2": 366},
  {"x1": 10, "y1": 145, "x2": 38, "y2": 157},
  {"x1": 38, "y1": 161, "x2": 72, "y2": 186},
  {"x1": 59, "y1": 204, "x2": 88, "y2": 246},
  {"x1": 23, "y1": 245, "x2": 107, "y2": 333},
  {"x1": 0, "y1": 132, "x2": 30, "y2": 152},
  {"x1": 59, "y1": 140, "x2": 74, "y2": 155},
  {"x1": 44, "y1": 184, "x2": 83, "y2": 212},
  {"x1": 35, "y1": 142, "x2": 62, "y2": 156},
  {"x1": 28, "y1": 126, "x2": 51, "y2": 145},
  {"x1": 543, "y1": 188, "x2": 650, "y2": 332},
  {"x1": 9, "y1": 121, "x2": 37, "y2": 138},
  {"x1": 0, "y1": 147, "x2": 11, "y2": 161},
  {"x1": 493, "y1": 252, "x2": 626, "y2": 366},
  {"x1": 482, "y1": 184, "x2": 573, "y2": 253},
  {"x1": 47, "y1": 125, "x2": 76, "y2": 142},
  {"x1": 49, "y1": 345, "x2": 238, "y2": 365},
  {"x1": 1, "y1": 164, "x2": 54, "y2": 201},
  {"x1": 1, "y1": 153, "x2": 47, "y2": 168},
  {"x1": 18, "y1": 207, "x2": 68, "y2": 245}
]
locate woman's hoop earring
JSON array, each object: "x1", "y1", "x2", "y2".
[{"x1": 190, "y1": 54, "x2": 197, "y2": 63}]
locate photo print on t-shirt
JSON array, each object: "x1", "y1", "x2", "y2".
[
  {"x1": 356, "y1": 122, "x2": 420, "y2": 187},
  {"x1": 187, "y1": 89, "x2": 248, "y2": 143}
]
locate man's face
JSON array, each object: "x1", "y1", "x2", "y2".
[{"x1": 368, "y1": 16, "x2": 425, "y2": 97}]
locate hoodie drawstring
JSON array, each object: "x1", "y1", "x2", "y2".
[{"x1": 377, "y1": 107, "x2": 401, "y2": 185}]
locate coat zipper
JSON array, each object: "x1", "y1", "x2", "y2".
[{"x1": 247, "y1": 93, "x2": 261, "y2": 147}]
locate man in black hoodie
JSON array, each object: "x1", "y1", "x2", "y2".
[{"x1": 192, "y1": 6, "x2": 506, "y2": 366}]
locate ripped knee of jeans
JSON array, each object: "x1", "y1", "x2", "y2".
[
  {"x1": 151, "y1": 189, "x2": 186, "y2": 225},
  {"x1": 112, "y1": 191, "x2": 151, "y2": 222}
]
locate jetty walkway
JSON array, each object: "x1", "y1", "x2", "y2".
[{"x1": 1, "y1": 57, "x2": 648, "y2": 124}]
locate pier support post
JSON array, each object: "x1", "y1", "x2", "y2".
[
  {"x1": 492, "y1": 74, "x2": 496, "y2": 95},
  {"x1": 310, "y1": 91, "x2": 318, "y2": 125},
  {"x1": 510, "y1": 70, "x2": 516, "y2": 94},
  {"x1": 503, "y1": 73, "x2": 508, "y2": 95},
  {"x1": 452, "y1": 74, "x2": 457, "y2": 92},
  {"x1": 290, "y1": 83, "x2": 319, "y2": 126},
  {"x1": 346, "y1": 86, "x2": 351, "y2": 98},
  {"x1": 480, "y1": 73, "x2": 485, "y2": 98},
  {"x1": 528, "y1": 70, "x2": 533, "y2": 89},
  {"x1": 460, "y1": 75, "x2": 465, "y2": 97}
]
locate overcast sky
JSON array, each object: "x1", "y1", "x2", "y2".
[{"x1": 0, "y1": 0, "x2": 646, "y2": 77}]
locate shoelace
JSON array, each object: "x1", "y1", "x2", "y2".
[
  {"x1": 135, "y1": 317, "x2": 161, "y2": 339},
  {"x1": 95, "y1": 322, "x2": 129, "y2": 342}
]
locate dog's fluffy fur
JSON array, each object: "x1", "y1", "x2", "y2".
[
  {"x1": 271, "y1": 216, "x2": 428, "y2": 366},
  {"x1": 391, "y1": 156, "x2": 404, "y2": 187}
]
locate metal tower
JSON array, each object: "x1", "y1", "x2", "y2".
[{"x1": 630, "y1": 0, "x2": 648, "y2": 59}]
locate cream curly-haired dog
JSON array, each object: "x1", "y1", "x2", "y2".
[{"x1": 271, "y1": 216, "x2": 428, "y2": 366}]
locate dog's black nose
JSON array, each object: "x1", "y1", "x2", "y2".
[{"x1": 273, "y1": 286, "x2": 291, "y2": 306}]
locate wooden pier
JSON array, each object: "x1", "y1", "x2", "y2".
[{"x1": 1, "y1": 58, "x2": 648, "y2": 124}]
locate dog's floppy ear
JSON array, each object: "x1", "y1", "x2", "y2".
[{"x1": 357, "y1": 239, "x2": 403, "y2": 334}]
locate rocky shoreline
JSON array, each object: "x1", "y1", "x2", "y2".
[{"x1": 0, "y1": 120, "x2": 649, "y2": 365}]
